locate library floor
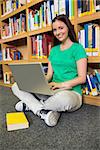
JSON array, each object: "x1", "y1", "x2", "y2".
[{"x1": 0, "y1": 86, "x2": 100, "y2": 150}]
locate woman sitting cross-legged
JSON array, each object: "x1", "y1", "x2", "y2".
[{"x1": 11, "y1": 14, "x2": 87, "y2": 127}]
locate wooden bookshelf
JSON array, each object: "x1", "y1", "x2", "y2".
[
  {"x1": 28, "y1": 26, "x2": 52, "y2": 36},
  {"x1": 0, "y1": 80, "x2": 13, "y2": 87},
  {"x1": 0, "y1": 60, "x2": 30, "y2": 64},
  {"x1": 1, "y1": 32, "x2": 28, "y2": 43},
  {"x1": 0, "y1": 0, "x2": 100, "y2": 106},
  {"x1": 83, "y1": 95, "x2": 100, "y2": 106},
  {"x1": 77, "y1": 12, "x2": 100, "y2": 24},
  {"x1": 88, "y1": 56, "x2": 100, "y2": 63},
  {"x1": 0, "y1": 5, "x2": 26, "y2": 21}
]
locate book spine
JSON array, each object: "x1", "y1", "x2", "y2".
[
  {"x1": 92, "y1": 24, "x2": 95, "y2": 48},
  {"x1": 77, "y1": 0, "x2": 81, "y2": 16},
  {"x1": 94, "y1": 70, "x2": 100, "y2": 83},
  {"x1": 65, "y1": 0, "x2": 69, "y2": 17},
  {"x1": 54, "y1": 0, "x2": 59, "y2": 17},
  {"x1": 86, "y1": 74, "x2": 98, "y2": 96},
  {"x1": 84, "y1": 24, "x2": 88, "y2": 48}
]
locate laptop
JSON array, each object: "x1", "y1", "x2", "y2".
[{"x1": 9, "y1": 62, "x2": 63, "y2": 95}]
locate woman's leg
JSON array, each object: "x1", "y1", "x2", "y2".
[
  {"x1": 11, "y1": 83, "x2": 60, "y2": 127},
  {"x1": 34, "y1": 90, "x2": 82, "y2": 126},
  {"x1": 42, "y1": 90, "x2": 82, "y2": 112},
  {"x1": 11, "y1": 83, "x2": 82, "y2": 126},
  {"x1": 11, "y1": 83, "x2": 43, "y2": 114}
]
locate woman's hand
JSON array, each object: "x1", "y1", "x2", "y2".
[
  {"x1": 49, "y1": 82, "x2": 72, "y2": 90},
  {"x1": 49, "y1": 82, "x2": 62, "y2": 90}
]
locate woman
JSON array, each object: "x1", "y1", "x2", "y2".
[{"x1": 12, "y1": 14, "x2": 87, "y2": 127}]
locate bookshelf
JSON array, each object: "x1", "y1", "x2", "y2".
[
  {"x1": 83, "y1": 95, "x2": 100, "y2": 106},
  {"x1": 0, "y1": 0, "x2": 100, "y2": 106}
]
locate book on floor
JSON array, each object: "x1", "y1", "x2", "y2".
[{"x1": 6, "y1": 112, "x2": 29, "y2": 131}]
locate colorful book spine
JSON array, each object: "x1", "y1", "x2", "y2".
[
  {"x1": 86, "y1": 74, "x2": 98, "y2": 96},
  {"x1": 54, "y1": 0, "x2": 59, "y2": 17},
  {"x1": 65, "y1": 0, "x2": 69, "y2": 17},
  {"x1": 84, "y1": 24, "x2": 88, "y2": 48},
  {"x1": 59, "y1": 0, "x2": 66, "y2": 15},
  {"x1": 94, "y1": 70, "x2": 100, "y2": 83},
  {"x1": 77, "y1": 0, "x2": 81, "y2": 16}
]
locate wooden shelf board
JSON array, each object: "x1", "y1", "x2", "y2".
[
  {"x1": 27, "y1": 0, "x2": 44, "y2": 8},
  {"x1": 83, "y1": 95, "x2": 100, "y2": 106},
  {"x1": 0, "y1": 59, "x2": 48, "y2": 64},
  {"x1": 0, "y1": 80, "x2": 12, "y2": 87},
  {"x1": 0, "y1": 61, "x2": 2, "y2": 64},
  {"x1": 1, "y1": 32, "x2": 27, "y2": 43},
  {"x1": 88, "y1": 56, "x2": 100, "y2": 63},
  {"x1": 0, "y1": 5, "x2": 26, "y2": 21},
  {"x1": 28, "y1": 26, "x2": 52, "y2": 36},
  {"x1": 1, "y1": 60, "x2": 30, "y2": 64},
  {"x1": 71, "y1": 19, "x2": 75, "y2": 25},
  {"x1": 77, "y1": 12, "x2": 100, "y2": 24},
  {"x1": 30, "y1": 58, "x2": 48, "y2": 63},
  {"x1": 1, "y1": 56, "x2": 100, "y2": 64}
]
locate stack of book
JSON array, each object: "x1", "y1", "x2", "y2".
[
  {"x1": 1, "y1": 13, "x2": 26, "y2": 39},
  {"x1": 82, "y1": 70, "x2": 100, "y2": 96},
  {"x1": 2, "y1": 47, "x2": 23, "y2": 61},
  {"x1": 2, "y1": 0, "x2": 26, "y2": 16},
  {"x1": 31, "y1": 33, "x2": 53, "y2": 59},
  {"x1": 78, "y1": 23, "x2": 100, "y2": 55},
  {"x1": 78, "y1": 0, "x2": 100, "y2": 16}
]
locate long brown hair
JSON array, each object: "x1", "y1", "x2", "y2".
[{"x1": 52, "y1": 14, "x2": 78, "y2": 46}]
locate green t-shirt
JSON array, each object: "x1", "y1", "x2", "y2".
[{"x1": 48, "y1": 42, "x2": 87, "y2": 95}]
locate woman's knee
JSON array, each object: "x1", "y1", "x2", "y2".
[
  {"x1": 63, "y1": 92, "x2": 82, "y2": 111},
  {"x1": 49, "y1": 91, "x2": 82, "y2": 111}
]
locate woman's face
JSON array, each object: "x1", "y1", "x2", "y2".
[{"x1": 52, "y1": 20, "x2": 69, "y2": 43}]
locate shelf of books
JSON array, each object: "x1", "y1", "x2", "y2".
[
  {"x1": 0, "y1": 5, "x2": 26, "y2": 21},
  {"x1": 77, "y1": 11, "x2": 100, "y2": 24},
  {"x1": 0, "y1": 0, "x2": 100, "y2": 106},
  {"x1": 1, "y1": 32, "x2": 28, "y2": 43}
]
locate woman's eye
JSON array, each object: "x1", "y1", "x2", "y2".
[
  {"x1": 53, "y1": 29, "x2": 56, "y2": 32},
  {"x1": 59, "y1": 27, "x2": 63, "y2": 30}
]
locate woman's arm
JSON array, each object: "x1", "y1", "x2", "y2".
[
  {"x1": 62, "y1": 58, "x2": 87, "y2": 86},
  {"x1": 45, "y1": 61, "x2": 53, "y2": 82},
  {"x1": 49, "y1": 58, "x2": 87, "y2": 90}
]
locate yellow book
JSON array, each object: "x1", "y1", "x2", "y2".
[{"x1": 6, "y1": 112, "x2": 29, "y2": 131}]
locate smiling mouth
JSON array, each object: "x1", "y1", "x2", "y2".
[{"x1": 57, "y1": 36, "x2": 63, "y2": 39}]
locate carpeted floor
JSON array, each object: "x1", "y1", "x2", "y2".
[{"x1": 0, "y1": 86, "x2": 100, "y2": 150}]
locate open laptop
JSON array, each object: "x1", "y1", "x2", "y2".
[{"x1": 9, "y1": 62, "x2": 62, "y2": 95}]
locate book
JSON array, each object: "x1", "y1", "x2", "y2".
[
  {"x1": 59, "y1": 0, "x2": 66, "y2": 15},
  {"x1": 6, "y1": 112, "x2": 29, "y2": 131},
  {"x1": 91, "y1": 74, "x2": 100, "y2": 92},
  {"x1": 89, "y1": 74, "x2": 98, "y2": 95},
  {"x1": 81, "y1": 0, "x2": 90, "y2": 13},
  {"x1": 94, "y1": 69, "x2": 100, "y2": 83},
  {"x1": 95, "y1": 0, "x2": 100, "y2": 12},
  {"x1": 86, "y1": 74, "x2": 98, "y2": 96},
  {"x1": 77, "y1": 0, "x2": 81, "y2": 16},
  {"x1": 0, "y1": 65, "x2": 3, "y2": 80}
]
